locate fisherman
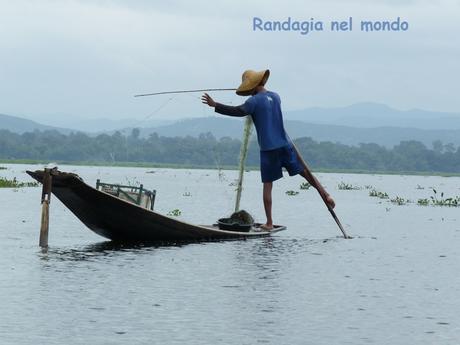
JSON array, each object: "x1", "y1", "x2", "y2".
[{"x1": 201, "y1": 69, "x2": 335, "y2": 230}]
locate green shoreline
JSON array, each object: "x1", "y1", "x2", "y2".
[{"x1": 1, "y1": 159, "x2": 460, "y2": 177}]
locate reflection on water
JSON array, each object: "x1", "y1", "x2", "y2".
[{"x1": 1, "y1": 164, "x2": 460, "y2": 344}]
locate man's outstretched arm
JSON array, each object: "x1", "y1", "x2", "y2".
[{"x1": 201, "y1": 93, "x2": 248, "y2": 117}]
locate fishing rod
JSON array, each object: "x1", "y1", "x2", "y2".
[{"x1": 134, "y1": 88, "x2": 236, "y2": 98}]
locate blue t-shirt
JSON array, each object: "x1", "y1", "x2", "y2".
[{"x1": 241, "y1": 91, "x2": 289, "y2": 151}]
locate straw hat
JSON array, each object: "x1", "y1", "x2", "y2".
[{"x1": 236, "y1": 69, "x2": 270, "y2": 96}]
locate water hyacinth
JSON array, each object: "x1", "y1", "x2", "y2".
[
  {"x1": 0, "y1": 176, "x2": 39, "y2": 188},
  {"x1": 300, "y1": 182, "x2": 311, "y2": 190},
  {"x1": 390, "y1": 196, "x2": 411, "y2": 206},
  {"x1": 167, "y1": 209, "x2": 182, "y2": 216},
  {"x1": 338, "y1": 182, "x2": 361, "y2": 190},
  {"x1": 369, "y1": 189, "x2": 389, "y2": 199},
  {"x1": 286, "y1": 190, "x2": 299, "y2": 196},
  {"x1": 428, "y1": 189, "x2": 460, "y2": 207}
]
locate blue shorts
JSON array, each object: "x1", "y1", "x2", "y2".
[{"x1": 260, "y1": 144, "x2": 304, "y2": 183}]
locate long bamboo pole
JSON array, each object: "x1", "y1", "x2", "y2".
[
  {"x1": 134, "y1": 88, "x2": 236, "y2": 98},
  {"x1": 234, "y1": 116, "x2": 253, "y2": 212},
  {"x1": 289, "y1": 139, "x2": 351, "y2": 239}
]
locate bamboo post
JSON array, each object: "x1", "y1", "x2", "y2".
[{"x1": 39, "y1": 168, "x2": 53, "y2": 247}]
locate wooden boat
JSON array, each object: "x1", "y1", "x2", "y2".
[{"x1": 26, "y1": 169, "x2": 286, "y2": 242}]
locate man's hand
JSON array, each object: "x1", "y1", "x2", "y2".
[{"x1": 201, "y1": 93, "x2": 216, "y2": 107}]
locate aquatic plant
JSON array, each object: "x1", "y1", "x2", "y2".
[
  {"x1": 364, "y1": 185, "x2": 374, "y2": 190},
  {"x1": 390, "y1": 196, "x2": 411, "y2": 206},
  {"x1": 0, "y1": 177, "x2": 39, "y2": 188},
  {"x1": 416, "y1": 184, "x2": 424, "y2": 190},
  {"x1": 285, "y1": 190, "x2": 299, "y2": 196},
  {"x1": 417, "y1": 198, "x2": 430, "y2": 206},
  {"x1": 429, "y1": 189, "x2": 459, "y2": 207},
  {"x1": 299, "y1": 182, "x2": 311, "y2": 190},
  {"x1": 183, "y1": 192, "x2": 191, "y2": 197},
  {"x1": 0, "y1": 166, "x2": 6, "y2": 170},
  {"x1": 167, "y1": 209, "x2": 182, "y2": 216},
  {"x1": 338, "y1": 182, "x2": 361, "y2": 190},
  {"x1": 369, "y1": 189, "x2": 389, "y2": 199},
  {"x1": 416, "y1": 189, "x2": 460, "y2": 207}
]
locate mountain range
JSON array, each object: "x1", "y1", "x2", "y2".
[
  {"x1": 2, "y1": 102, "x2": 460, "y2": 149},
  {"x1": 284, "y1": 102, "x2": 460, "y2": 130}
]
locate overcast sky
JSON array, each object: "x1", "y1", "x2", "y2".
[{"x1": 0, "y1": 0, "x2": 459, "y2": 123}]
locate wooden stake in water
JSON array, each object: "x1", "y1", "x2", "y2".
[
  {"x1": 234, "y1": 116, "x2": 253, "y2": 212},
  {"x1": 39, "y1": 168, "x2": 53, "y2": 248}
]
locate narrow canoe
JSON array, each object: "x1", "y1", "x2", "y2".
[{"x1": 26, "y1": 169, "x2": 286, "y2": 242}]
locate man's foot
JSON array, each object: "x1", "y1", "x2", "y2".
[{"x1": 260, "y1": 223, "x2": 274, "y2": 231}]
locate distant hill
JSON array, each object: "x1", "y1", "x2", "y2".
[
  {"x1": 12, "y1": 102, "x2": 460, "y2": 133},
  {"x1": 137, "y1": 117, "x2": 242, "y2": 138},
  {"x1": 0, "y1": 113, "x2": 74, "y2": 134},
  {"x1": 284, "y1": 102, "x2": 460, "y2": 130},
  {"x1": 31, "y1": 116, "x2": 174, "y2": 133},
  {"x1": 135, "y1": 117, "x2": 460, "y2": 149},
  {"x1": 3, "y1": 104, "x2": 460, "y2": 149}
]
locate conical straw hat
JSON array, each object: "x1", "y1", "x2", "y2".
[{"x1": 236, "y1": 69, "x2": 270, "y2": 96}]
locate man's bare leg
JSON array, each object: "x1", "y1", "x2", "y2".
[
  {"x1": 261, "y1": 182, "x2": 274, "y2": 230},
  {"x1": 299, "y1": 169, "x2": 335, "y2": 209}
]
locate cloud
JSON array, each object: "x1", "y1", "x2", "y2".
[{"x1": 0, "y1": 0, "x2": 458, "y2": 122}]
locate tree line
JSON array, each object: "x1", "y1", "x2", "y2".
[{"x1": 0, "y1": 129, "x2": 459, "y2": 173}]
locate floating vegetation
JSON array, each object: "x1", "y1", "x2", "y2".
[
  {"x1": 369, "y1": 189, "x2": 389, "y2": 199},
  {"x1": 338, "y1": 182, "x2": 361, "y2": 190},
  {"x1": 416, "y1": 184, "x2": 424, "y2": 190},
  {"x1": 390, "y1": 196, "x2": 411, "y2": 206},
  {"x1": 183, "y1": 192, "x2": 191, "y2": 197},
  {"x1": 0, "y1": 166, "x2": 7, "y2": 170},
  {"x1": 417, "y1": 198, "x2": 430, "y2": 206},
  {"x1": 364, "y1": 185, "x2": 374, "y2": 190},
  {"x1": 167, "y1": 209, "x2": 182, "y2": 216},
  {"x1": 286, "y1": 190, "x2": 299, "y2": 196},
  {"x1": 416, "y1": 189, "x2": 459, "y2": 207},
  {"x1": 429, "y1": 189, "x2": 459, "y2": 207},
  {"x1": 145, "y1": 170, "x2": 156, "y2": 174},
  {"x1": 299, "y1": 182, "x2": 311, "y2": 190},
  {"x1": 0, "y1": 177, "x2": 39, "y2": 188}
]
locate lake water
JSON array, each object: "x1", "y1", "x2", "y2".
[{"x1": 1, "y1": 164, "x2": 459, "y2": 344}]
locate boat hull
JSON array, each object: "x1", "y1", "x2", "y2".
[{"x1": 27, "y1": 170, "x2": 286, "y2": 242}]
